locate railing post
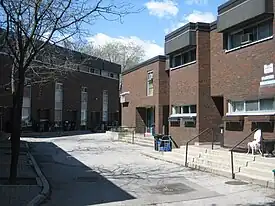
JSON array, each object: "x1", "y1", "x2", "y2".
[
  {"x1": 185, "y1": 143, "x2": 188, "y2": 167},
  {"x1": 230, "y1": 150, "x2": 235, "y2": 179}
]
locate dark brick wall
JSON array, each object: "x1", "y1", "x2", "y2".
[
  {"x1": 210, "y1": 0, "x2": 275, "y2": 147},
  {"x1": 121, "y1": 58, "x2": 169, "y2": 134},
  {"x1": 0, "y1": 55, "x2": 120, "y2": 131}
]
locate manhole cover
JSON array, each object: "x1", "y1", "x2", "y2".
[
  {"x1": 76, "y1": 176, "x2": 103, "y2": 182},
  {"x1": 225, "y1": 180, "x2": 248, "y2": 185},
  {"x1": 0, "y1": 177, "x2": 37, "y2": 185},
  {"x1": 150, "y1": 183, "x2": 194, "y2": 195}
]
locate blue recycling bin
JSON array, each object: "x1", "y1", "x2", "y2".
[{"x1": 158, "y1": 135, "x2": 172, "y2": 152}]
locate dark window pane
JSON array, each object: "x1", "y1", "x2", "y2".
[
  {"x1": 190, "y1": 105, "x2": 196, "y2": 113},
  {"x1": 230, "y1": 31, "x2": 242, "y2": 49},
  {"x1": 174, "y1": 55, "x2": 182, "y2": 67},
  {"x1": 258, "y1": 21, "x2": 272, "y2": 39},
  {"x1": 260, "y1": 99, "x2": 274, "y2": 111},
  {"x1": 182, "y1": 106, "x2": 189, "y2": 113},
  {"x1": 190, "y1": 49, "x2": 196, "y2": 61},
  {"x1": 183, "y1": 52, "x2": 190, "y2": 64},
  {"x1": 246, "y1": 100, "x2": 258, "y2": 111}
]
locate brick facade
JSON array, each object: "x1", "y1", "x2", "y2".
[
  {"x1": 0, "y1": 51, "x2": 120, "y2": 132},
  {"x1": 122, "y1": 0, "x2": 275, "y2": 148},
  {"x1": 121, "y1": 56, "x2": 169, "y2": 135}
]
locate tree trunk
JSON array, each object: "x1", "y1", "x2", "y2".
[{"x1": 9, "y1": 66, "x2": 25, "y2": 184}]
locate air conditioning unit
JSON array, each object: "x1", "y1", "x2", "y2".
[{"x1": 241, "y1": 33, "x2": 253, "y2": 44}]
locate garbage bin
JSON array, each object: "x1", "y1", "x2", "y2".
[
  {"x1": 153, "y1": 134, "x2": 163, "y2": 151},
  {"x1": 159, "y1": 135, "x2": 172, "y2": 152}
]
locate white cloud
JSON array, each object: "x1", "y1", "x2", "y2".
[
  {"x1": 87, "y1": 33, "x2": 164, "y2": 60},
  {"x1": 145, "y1": 0, "x2": 179, "y2": 18},
  {"x1": 165, "y1": 10, "x2": 216, "y2": 34},
  {"x1": 185, "y1": 0, "x2": 208, "y2": 5}
]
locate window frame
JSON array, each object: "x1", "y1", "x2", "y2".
[
  {"x1": 228, "y1": 98, "x2": 275, "y2": 115},
  {"x1": 171, "y1": 105, "x2": 197, "y2": 115},
  {"x1": 225, "y1": 19, "x2": 273, "y2": 51},
  {"x1": 170, "y1": 49, "x2": 197, "y2": 69},
  {"x1": 146, "y1": 71, "x2": 154, "y2": 96}
]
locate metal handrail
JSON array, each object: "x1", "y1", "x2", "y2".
[
  {"x1": 185, "y1": 128, "x2": 213, "y2": 167},
  {"x1": 229, "y1": 128, "x2": 258, "y2": 179}
]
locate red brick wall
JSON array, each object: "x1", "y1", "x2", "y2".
[
  {"x1": 210, "y1": 2, "x2": 275, "y2": 147},
  {"x1": 121, "y1": 59, "x2": 169, "y2": 134},
  {"x1": 169, "y1": 60, "x2": 198, "y2": 145}
]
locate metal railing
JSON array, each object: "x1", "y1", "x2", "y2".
[
  {"x1": 229, "y1": 128, "x2": 257, "y2": 179},
  {"x1": 185, "y1": 128, "x2": 215, "y2": 167},
  {"x1": 107, "y1": 126, "x2": 136, "y2": 144}
]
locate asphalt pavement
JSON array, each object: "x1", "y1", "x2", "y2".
[{"x1": 24, "y1": 133, "x2": 275, "y2": 206}]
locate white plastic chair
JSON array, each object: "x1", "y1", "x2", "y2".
[{"x1": 247, "y1": 129, "x2": 262, "y2": 155}]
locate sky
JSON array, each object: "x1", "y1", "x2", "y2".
[{"x1": 87, "y1": 0, "x2": 228, "y2": 61}]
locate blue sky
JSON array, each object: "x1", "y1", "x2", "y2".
[{"x1": 88, "y1": 0, "x2": 228, "y2": 60}]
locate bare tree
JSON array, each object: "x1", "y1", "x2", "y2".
[
  {"x1": 82, "y1": 41, "x2": 146, "y2": 71},
  {"x1": 0, "y1": 0, "x2": 138, "y2": 184}
]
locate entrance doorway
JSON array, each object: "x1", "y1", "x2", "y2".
[
  {"x1": 212, "y1": 96, "x2": 224, "y2": 146},
  {"x1": 145, "y1": 107, "x2": 155, "y2": 134}
]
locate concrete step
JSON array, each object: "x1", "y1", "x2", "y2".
[
  {"x1": 141, "y1": 151, "x2": 195, "y2": 166},
  {"x1": 235, "y1": 172, "x2": 274, "y2": 189},
  {"x1": 201, "y1": 153, "x2": 252, "y2": 167},
  {"x1": 239, "y1": 166, "x2": 274, "y2": 180},
  {"x1": 206, "y1": 149, "x2": 256, "y2": 162},
  {"x1": 193, "y1": 158, "x2": 241, "y2": 172},
  {"x1": 247, "y1": 160, "x2": 275, "y2": 171},
  {"x1": 187, "y1": 161, "x2": 233, "y2": 179}
]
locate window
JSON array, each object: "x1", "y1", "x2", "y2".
[
  {"x1": 147, "y1": 71, "x2": 153, "y2": 96},
  {"x1": 89, "y1": 68, "x2": 100, "y2": 75},
  {"x1": 170, "y1": 49, "x2": 196, "y2": 68},
  {"x1": 81, "y1": 86, "x2": 88, "y2": 125},
  {"x1": 22, "y1": 81, "x2": 31, "y2": 126},
  {"x1": 55, "y1": 83, "x2": 63, "y2": 122},
  {"x1": 172, "y1": 105, "x2": 197, "y2": 114},
  {"x1": 229, "y1": 98, "x2": 275, "y2": 114},
  {"x1": 226, "y1": 20, "x2": 273, "y2": 50}
]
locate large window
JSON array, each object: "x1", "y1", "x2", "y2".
[
  {"x1": 229, "y1": 98, "x2": 275, "y2": 114},
  {"x1": 54, "y1": 83, "x2": 63, "y2": 124},
  {"x1": 170, "y1": 49, "x2": 196, "y2": 68},
  {"x1": 81, "y1": 87, "x2": 88, "y2": 126},
  {"x1": 22, "y1": 82, "x2": 31, "y2": 127},
  {"x1": 225, "y1": 19, "x2": 273, "y2": 50},
  {"x1": 147, "y1": 71, "x2": 153, "y2": 96},
  {"x1": 172, "y1": 105, "x2": 197, "y2": 114}
]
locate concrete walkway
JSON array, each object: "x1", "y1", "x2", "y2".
[
  {"x1": 24, "y1": 133, "x2": 275, "y2": 206},
  {"x1": 0, "y1": 140, "x2": 42, "y2": 206}
]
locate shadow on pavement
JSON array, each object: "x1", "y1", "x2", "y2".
[{"x1": 30, "y1": 141, "x2": 135, "y2": 206}]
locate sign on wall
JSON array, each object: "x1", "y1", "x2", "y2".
[{"x1": 260, "y1": 63, "x2": 275, "y2": 87}]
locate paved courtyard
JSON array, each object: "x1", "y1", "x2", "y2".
[{"x1": 24, "y1": 133, "x2": 275, "y2": 206}]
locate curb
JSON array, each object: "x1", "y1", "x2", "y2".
[{"x1": 26, "y1": 143, "x2": 50, "y2": 206}]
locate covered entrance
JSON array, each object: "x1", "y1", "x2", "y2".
[
  {"x1": 145, "y1": 107, "x2": 155, "y2": 135},
  {"x1": 136, "y1": 106, "x2": 155, "y2": 135}
]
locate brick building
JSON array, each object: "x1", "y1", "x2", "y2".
[
  {"x1": 165, "y1": 23, "x2": 221, "y2": 146},
  {"x1": 0, "y1": 48, "x2": 121, "y2": 132},
  {"x1": 121, "y1": 0, "x2": 275, "y2": 148},
  {"x1": 211, "y1": 0, "x2": 275, "y2": 147},
  {"x1": 120, "y1": 56, "x2": 169, "y2": 135}
]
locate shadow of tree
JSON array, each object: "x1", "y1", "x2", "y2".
[{"x1": 30, "y1": 141, "x2": 135, "y2": 205}]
